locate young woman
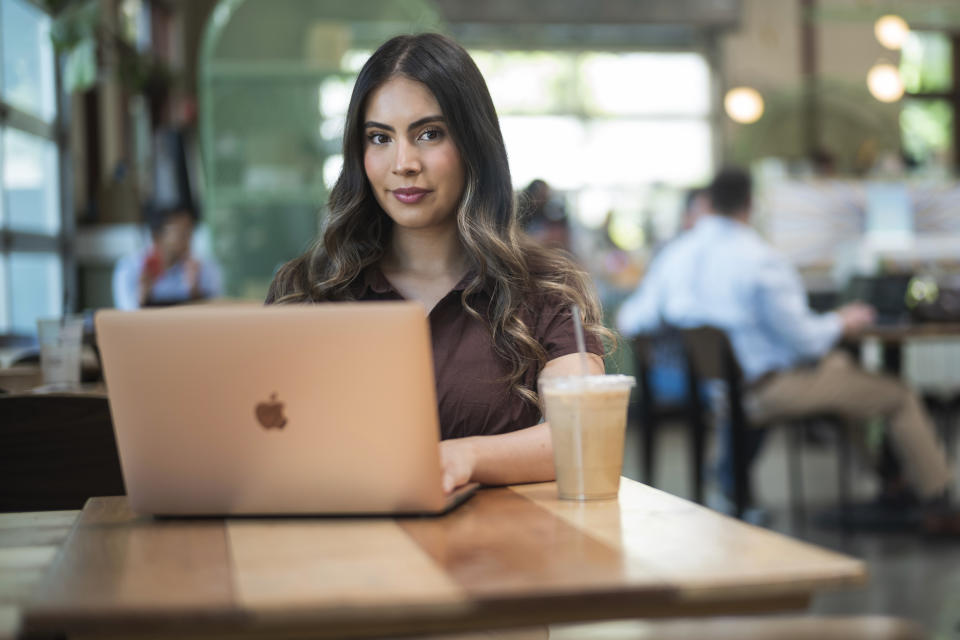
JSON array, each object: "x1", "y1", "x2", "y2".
[{"x1": 266, "y1": 33, "x2": 610, "y2": 493}]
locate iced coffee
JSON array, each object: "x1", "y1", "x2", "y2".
[{"x1": 540, "y1": 374, "x2": 635, "y2": 500}]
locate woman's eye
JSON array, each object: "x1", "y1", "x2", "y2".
[
  {"x1": 418, "y1": 128, "x2": 443, "y2": 142},
  {"x1": 367, "y1": 132, "x2": 390, "y2": 145}
]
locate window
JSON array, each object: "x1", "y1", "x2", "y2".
[
  {"x1": 899, "y1": 30, "x2": 957, "y2": 169},
  {"x1": 472, "y1": 50, "x2": 713, "y2": 241},
  {"x1": 0, "y1": 0, "x2": 64, "y2": 335}
]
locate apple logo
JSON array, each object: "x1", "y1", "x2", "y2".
[{"x1": 255, "y1": 393, "x2": 287, "y2": 429}]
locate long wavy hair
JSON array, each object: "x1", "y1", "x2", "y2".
[{"x1": 267, "y1": 33, "x2": 611, "y2": 405}]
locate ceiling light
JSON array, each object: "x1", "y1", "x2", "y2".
[
  {"x1": 867, "y1": 64, "x2": 904, "y2": 102},
  {"x1": 724, "y1": 87, "x2": 764, "y2": 124},
  {"x1": 874, "y1": 14, "x2": 909, "y2": 50}
]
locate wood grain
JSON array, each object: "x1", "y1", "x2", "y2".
[
  {"x1": 0, "y1": 509, "x2": 77, "y2": 640},
  {"x1": 399, "y1": 486, "x2": 669, "y2": 597},
  {"x1": 228, "y1": 518, "x2": 468, "y2": 612},
  {"x1": 513, "y1": 479, "x2": 867, "y2": 602},
  {"x1": 26, "y1": 498, "x2": 238, "y2": 634},
  {"x1": 20, "y1": 482, "x2": 867, "y2": 638}
]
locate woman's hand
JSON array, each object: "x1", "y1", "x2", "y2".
[
  {"x1": 439, "y1": 438, "x2": 477, "y2": 493},
  {"x1": 434, "y1": 353, "x2": 605, "y2": 493}
]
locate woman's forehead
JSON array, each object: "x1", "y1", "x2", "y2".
[{"x1": 364, "y1": 76, "x2": 442, "y2": 125}]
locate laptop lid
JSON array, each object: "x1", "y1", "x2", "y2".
[
  {"x1": 96, "y1": 303, "x2": 464, "y2": 516},
  {"x1": 844, "y1": 274, "x2": 912, "y2": 325}
]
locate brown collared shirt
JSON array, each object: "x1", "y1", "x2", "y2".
[{"x1": 355, "y1": 267, "x2": 602, "y2": 440}]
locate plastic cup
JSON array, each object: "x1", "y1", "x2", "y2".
[
  {"x1": 37, "y1": 316, "x2": 84, "y2": 388},
  {"x1": 540, "y1": 374, "x2": 635, "y2": 500}
]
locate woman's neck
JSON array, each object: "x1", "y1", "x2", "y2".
[{"x1": 382, "y1": 222, "x2": 467, "y2": 281}]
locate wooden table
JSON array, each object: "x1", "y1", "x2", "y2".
[
  {"x1": 0, "y1": 510, "x2": 77, "y2": 640},
  {"x1": 11, "y1": 479, "x2": 866, "y2": 639},
  {"x1": 0, "y1": 365, "x2": 42, "y2": 394},
  {"x1": 859, "y1": 322, "x2": 960, "y2": 342},
  {"x1": 856, "y1": 323, "x2": 960, "y2": 374}
]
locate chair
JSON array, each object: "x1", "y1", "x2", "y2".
[
  {"x1": 633, "y1": 326, "x2": 851, "y2": 522},
  {"x1": 633, "y1": 328, "x2": 709, "y2": 504},
  {"x1": 0, "y1": 394, "x2": 124, "y2": 512}
]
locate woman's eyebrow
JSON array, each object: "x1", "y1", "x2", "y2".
[{"x1": 363, "y1": 115, "x2": 445, "y2": 132}]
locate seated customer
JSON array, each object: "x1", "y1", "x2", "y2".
[
  {"x1": 617, "y1": 168, "x2": 956, "y2": 531},
  {"x1": 265, "y1": 34, "x2": 610, "y2": 493},
  {"x1": 113, "y1": 204, "x2": 222, "y2": 310}
]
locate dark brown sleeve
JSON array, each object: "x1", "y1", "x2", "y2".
[{"x1": 535, "y1": 297, "x2": 603, "y2": 361}]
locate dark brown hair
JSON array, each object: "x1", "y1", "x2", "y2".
[
  {"x1": 266, "y1": 33, "x2": 610, "y2": 405},
  {"x1": 709, "y1": 167, "x2": 752, "y2": 216}
]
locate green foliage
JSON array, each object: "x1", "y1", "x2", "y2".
[
  {"x1": 42, "y1": 0, "x2": 175, "y2": 96},
  {"x1": 46, "y1": 0, "x2": 99, "y2": 52}
]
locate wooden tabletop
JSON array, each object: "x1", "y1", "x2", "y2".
[
  {"x1": 14, "y1": 480, "x2": 866, "y2": 639},
  {"x1": 0, "y1": 510, "x2": 77, "y2": 640}
]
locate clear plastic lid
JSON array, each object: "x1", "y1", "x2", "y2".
[{"x1": 540, "y1": 374, "x2": 636, "y2": 392}]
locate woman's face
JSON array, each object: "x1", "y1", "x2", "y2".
[{"x1": 363, "y1": 76, "x2": 466, "y2": 232}]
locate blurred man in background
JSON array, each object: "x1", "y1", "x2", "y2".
[
  {"x1": 113, "y1": 204, "x2": 222, "y2": 310},
  {"x1": 617, "y1": 168, "x2": 956, "y2": 532}
]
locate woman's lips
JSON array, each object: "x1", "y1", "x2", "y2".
[{"x1": 392, "y1": 188, "x2": 431, "y2": 204}]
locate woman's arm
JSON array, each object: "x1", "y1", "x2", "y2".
[{"x1": 439, "y1": 351, "x2": 605, "y2": 492}]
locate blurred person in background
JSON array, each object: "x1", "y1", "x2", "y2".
[
  {"x1": 634, "y1": 187, "x2": 716, "y2": 422},
  {"x1": 617, "y1": 168, "x2": 958, "y2": 533},
  {"x1": 113, "y1": 204, "x2": 223, "y2": 310},
  {"x1": 680, "y1": 186, "x2": 711, "y2": 232},
  {"x1": 519, "y1": 179, "x2": 571, "y2": 252},
  {"x1": 265, "y1": 34, "x2": 611, "y2": 499}
]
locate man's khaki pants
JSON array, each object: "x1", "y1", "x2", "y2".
[{"x1": 747, "y1": 351, "x2": 953, "y2": 499}]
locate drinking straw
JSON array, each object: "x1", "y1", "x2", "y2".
[
  {"x1": 570, "y1": 304, "x2": 587, "y2": 495},
  {"x1": 571, "y1": 304, "x2": 589, "y2": 378}
]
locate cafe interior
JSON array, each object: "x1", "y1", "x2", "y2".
[{"x1": 2, "y1": 0, "x2": 960, "y2": 638}]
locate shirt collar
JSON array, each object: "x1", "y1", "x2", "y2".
[
  {"x1": 697, "y1": 213, "x2": 749, "y2": 230},
  {"x1": 360, "y1": 265, "x2": 478, "y2": 297},
  {"x1": 362, "y1": 266, "x2": 395, "y2": 295}
]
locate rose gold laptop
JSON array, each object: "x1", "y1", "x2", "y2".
[{"x1": 94, "y1": 303, "x2": 477, "y2": 516}]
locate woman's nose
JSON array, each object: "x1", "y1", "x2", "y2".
[{"x1": 392, "y1": 140, "x2": 421, "y2": 175}]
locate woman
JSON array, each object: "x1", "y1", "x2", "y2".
[{"x1": 266, "y1": 33, "x2": 610, "y2": 493}]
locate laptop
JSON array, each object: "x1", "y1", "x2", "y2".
[
  {"x1": 844, "y1": 274, "x2": 912, "y2": 326},
  {"x1": 95, "y1": 303, "x2": 478, "y2": 516}
]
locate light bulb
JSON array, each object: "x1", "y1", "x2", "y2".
[
  {"x1": 867, "y1": 64, "x2": 904, "y2": 102},
  {"x1": 724, "y1": 87, "x2": 764, "y2": 124},
  {"x1": 874, "y1": 15, "x2": 909, "y2": 50}
]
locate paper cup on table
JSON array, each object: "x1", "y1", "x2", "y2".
[
  {"x1": 539, "y1": 374, "x2": 635, "y2": 500},
  {"x1": 37, "y1": 316, "x2": 84, "y2": 388}
]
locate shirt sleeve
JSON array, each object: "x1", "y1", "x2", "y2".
[
  {"x1": 199, "y1": 257, "x2": 224, "y2": 299},
  {"x1": 536, "y1": 298, "x2": 604, "y2": 361},
  {"x1": 112, "y1": 255, "x2": 142, "y2": 311},
  {"x1": 754, "y1": 253, "x2": 843, "y2": 359},
  {"x1": 615, "y1": 256, "x2": 665, "y2": 338}
]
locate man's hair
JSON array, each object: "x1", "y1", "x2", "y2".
[
  {"x1": 145, "y1": 204, "x2": 196, "y2": 235},
  {"x1": 708, "y1": 168, "x2": 752, "y2": 216}
]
